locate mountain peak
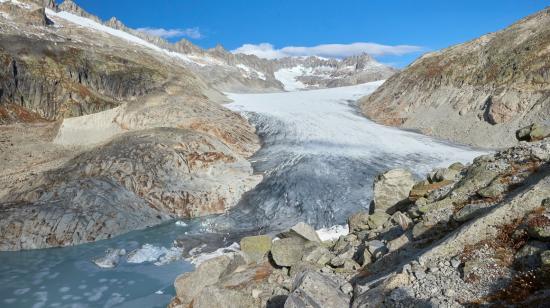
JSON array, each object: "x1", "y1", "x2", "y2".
[
  {"x1": 29, "y1": 0, "x2": 57, "y2": 10},
  {"x1": 105, "y1": 16, "x2": 125, "y2": 29},
  {"x1": 58, "y1": 0, "x2": 101, "y2": 22}
]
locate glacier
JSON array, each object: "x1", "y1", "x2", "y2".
[{"x1": 0, "y1": 81, "x2": 486, "y2": 307}]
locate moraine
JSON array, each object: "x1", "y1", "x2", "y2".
[{"x1": 0, "y1": 81, "x2": 486, "y2": 307}]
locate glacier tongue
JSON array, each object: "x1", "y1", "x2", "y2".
[{"x1": 212, "y1": 81, "x2": 487, "y2": 232}]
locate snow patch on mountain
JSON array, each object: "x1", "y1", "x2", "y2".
[
  {"x1": 274, "y1": 66, "x2": 308, "y2": 91},
  {"x1": 236, "y1": 64, "x2": 266, "y2": 80},
  {"x1": 45, "y1": 8, "x2": 221, "y2": 68}
]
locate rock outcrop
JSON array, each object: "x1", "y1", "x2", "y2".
[
  {"x1": 171, "y1": 131, "x2": 550, "y2": 307},
  {"x1": 359, "y1": 7, "x2": 550, "y2": 148}
]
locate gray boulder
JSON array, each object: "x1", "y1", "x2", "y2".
[
  {"x1": 434, "y1": 167, "x2": 460, "y2": 182},
  {"x1": 348, "y1": 211, "x2": 371, "y2": 232},
  {"x1": 367, "y1": 210, "x2": 391, "y2": 229},
  {"x1": 192, "y1": 285, "x2": 260, "y2": 308},
  {"x1": 173, "y1": 253, "x2": 246, "y2": 307},
  {"x1": 279, "y1": 222, "x2": 321, "y2": 243},
  {"x1": 239, "y1": 235, "x2": 272, "y2": 263},
  {"x1": 302, "y1": 246, "x2": 334, "y2": 266},
  {"x1": 366, "y1": 240, "x2": 388, "y2": 259},
  {"x1": 516, "y1": 122, "x2": 550, "y2": 142},
  {"x1": 271, "y1": 237, "x2": 316, "y2": 267},
  {"x1": 284, "y1": 271, "x2": 350, "y2": 308},
  {"x1": 373, "y1": 169, "x2": 415, "y2": 213}
]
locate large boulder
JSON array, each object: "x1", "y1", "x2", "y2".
[
  {"x1": 271, "y1": 237, "x2": 316, "y2": 267},
  {"x1": 373, "y1": 169, "x2": 415, "y2": 213},
  {"x1": 409, "y1": 180, "x2": 453, "y2": 201},
  {"x1": 240, "y1": 235, "x2": 272, "y2": 263},
  {"x1": 192, "y1": 285, "x2": 260, "y2": 308},
  {"x1": 173, "y1": 253, "x2": 246, "y2": 307},
  {"x1": 367, "y1": 210, "x2": 391, "y2": 230},
  {"x1": 285, "y1": 271, "x2": 350, "y2": 307}
]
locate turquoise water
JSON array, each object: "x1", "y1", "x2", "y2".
[{"x1": 0, "y1": 221, "x2": 197, "y2": 308}]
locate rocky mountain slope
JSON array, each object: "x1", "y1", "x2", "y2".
[
  {"x1": 359, "y1": 7, "x2": 550, "y2": 148},
  {"x1": 0, "y1": 0, "x2": 260, "y2": 250},
  {"x1": 170, "y1": 128, "x2": 550, "y2": 307},
  {"x1": 30, "y1": 0, "x2": 396, "y2": 94}
]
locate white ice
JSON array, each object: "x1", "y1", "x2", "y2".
[
  {"x1": 316, "y1": 225, "x2": 349, "y2": 242},
  {"x1": 185, "y1": 242, "x2": 240, "y2": 265},
  {"x1": 226, "y1": 80, "x2": 487, "y2": 174}
]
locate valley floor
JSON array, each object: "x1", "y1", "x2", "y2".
[{"x1": 0, "y1": 81, "x2": 487, "y2": 307}]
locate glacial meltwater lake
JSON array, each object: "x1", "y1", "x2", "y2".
[{"x1": 0, "y1": 81, "x2": 487, "y2": 307}]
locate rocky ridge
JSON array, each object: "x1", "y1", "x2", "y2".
[
  {"x1": 36, "y1": 1, "x2": 396, "y2": 93},
  {"x1": 170, "y1": 127, "x2": 550, "y2": 307},
  {"x1": 359, "y1": 7, "x2": 550, "y2": 148}
]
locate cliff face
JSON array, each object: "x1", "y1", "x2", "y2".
[
  {"x1": 360, "y1": 7, "x2": 550, "y2": 148},
  {"x1": 0, "y1": 0, "x2": 209, "y2": 123}
]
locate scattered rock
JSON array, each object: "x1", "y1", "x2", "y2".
[
  {"x1": 271, "y1": 237, "x2": 316, "y2": 267},
  {"x1": 434, "y1": 168, "x2": 460, "y2": 182},
  {"x1": 516, "y1": 122, "x2": 550, "y2": 142},
  {"x1": 390, "y1": 211, "x2": 413, "y2": 231},
  {"x1": 387, "y1": 232, "x2": 411, "y2": 252},
  {"x1": 409, "y1": 180, "x2": 454, "y2": 201},
  {"x1": 448, "y1": 162, "x2": 465, "y2": 171},
  {"x1": 514, "y1": 241, "x2": 548, "y2": 271},
  {"x1": 302, "y1": 246, "x2": 333, "y2": 266},
  {"x1": 330, "y1": 245, "x2": 356, "y2": 267},
  {"x1": 527, "y1": 215, "x2": 550, "y2": 241},
  {"x1": 348, "y1": 211, "x2": 371, "y2": 232},
  {"x1": 477, "y1": 179, "x2": 508, "y2": 198},
  {"x1": 285, "y1": 271, "x2": 350, "y2": 307},
  {"x1": 450, "y1": 258, "x2": 461, "y2": 268},
  {"x1": 367, "y1": 210, "x2": 391, "y2": 229},
  {"x1": 366, "y1": 240, "x2": 388, "y2": 259}
]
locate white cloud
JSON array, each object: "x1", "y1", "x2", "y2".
[
  {"x1": 232, "y1": 42, "x2": 422, "y2": 59},
  {"x1": 136, "y1": 27, "x2": 202, "y2": 39}
]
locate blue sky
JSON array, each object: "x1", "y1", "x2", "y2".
[{"x1": 73, "y1": 0, "x2": 549, "y2": 67}]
